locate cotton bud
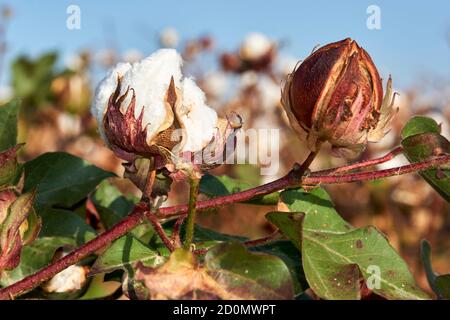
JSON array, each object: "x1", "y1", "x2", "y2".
[
  {"x1": 281, "y1": 38, "x2": 397, "y2": 158},
  {"x1": 92, "y1": 49, "x2": 241, "y2": 172},
  {"x1": 0, "y1": 191, "x2": 40, "y2": 271}
]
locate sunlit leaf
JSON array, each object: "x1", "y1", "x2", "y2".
[
  {"x1": 276, "y1": 188, "x2": 430, "y2": 300},
  {"x1": 401, "y1": 130, "x2": 450, "y2": 202},
  {"x1": 78, "y1": 274, "x2": 121, "y2": 300}
]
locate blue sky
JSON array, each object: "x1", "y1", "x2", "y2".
[{"x1": 3, "y1": 0, "x2": 450, "y2": 88}]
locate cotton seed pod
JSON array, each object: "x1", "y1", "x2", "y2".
[
  {"x1": 92, "y1": 49, "x2": 241, "y2": 170},
  {"x1": 42, "y1": 264, "x2": 88, "y2": 294},
  {"x1": 281, "y1": 38, "x2": 397, "y2": 158}
]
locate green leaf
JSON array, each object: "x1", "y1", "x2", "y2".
[
  {"x1": 38, "y1": 208, "x2": 96, "y2": 245},
  {"x1": 12, "y1": 53, "x2": 59, "y2": 110},
  {"x1": 278, "y1": 188, "x2": 430, "y2": 300},
  {"x1": 435, "y1": 275, "x2": 450, "y2": 299},
  {"x1": 280, "y1": 187, "x2": 352, "y2": 233},
  {"x1": 200, "y1": 173, "x2": 279, "y2": 205},
  {"x1": 401, "y1": 132, "x2": 450, "y2": 201},
  {"x1": 0, "y1": 100, "x2": 18, "y2": 152},
  {"x1": 24, "y1": 152, "x2": 115, "y2": 209},
  {"x1": 266, "y1": 212, "x2": 304, "y2": 250},
  {"x1": 90, "y1": 235, "x2": 165, "y2": 275},
  {"x1": 0, "y1": 237, "x2": 74, "y2": 286},
  {"x1": 166, "y1": 221, "x2": 246, "y2": 253},
  {"x1": 205, "y1": 242, "x2": 294, "y2": 299},
  {"x1": 420, "y1": 239, "x2": 449, "y2": 299},
  {"x1": 401, "y1": 116, "x2": 441, "y2": 139},
  {"x1": 251, "y1": 241, "x2": 306, "y2": 296},
  {"x1": 420, "y1": 240, "x2": 438, "y2": 292},
  {"x1": 91, "y1": 181, "x2": 135, "y2": 229},
  {"x1": 91, "y1": 181, "x2": 151, "y2": 240},
  {"x1": 170, "y1": 222, "x2": 306, "y2": 296},
  {"x1": 78, "y1": 274, "x2": 121, "y2": 300}
]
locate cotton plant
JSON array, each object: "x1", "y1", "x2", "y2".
[{"x1": 0, "y1": 40, "x2": 449, "y2": 301}]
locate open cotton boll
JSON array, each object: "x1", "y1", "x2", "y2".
[
  {"x1": 92, "y1": 61, "x2": 131, "y2": 142},
  {"x1": 92, "y1": 49, "x2": 183, "y2": 145},
  {"x1": 92, "y1": 48, "x2": 241, "y2": 173},
  {"x1": 239, "y1": 33, "x2": 272, "y2": 61},
  {"x1": 178, "y1": 78, "x2": 218, "y2": 152},
  {"x1": 118, "y1": 49, "x2": 182, "y2": 144}
]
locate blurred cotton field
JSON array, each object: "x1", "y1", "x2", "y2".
[{"x1": 0, "y1": 3, "x2": 449, "y2": 295}]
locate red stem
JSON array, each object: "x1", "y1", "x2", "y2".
[
  {"x1": 0, "y1": 203, "x2": 148, "y2": 300},
  {"x1": 314, "y1": 146, "x2": 403, "y2": 176},
  {"x1": 158, "y1": 154, "x2": 450, "y2": 218},
  {"x1": 145, "y1": 212, "x2": 175, "y2": 252},
  {"x1": 306, "y1": 154, "x2": 449, "y2": 184},
  {"x1": 0, "y1": 152, "x2": 448, "y2": 299}
]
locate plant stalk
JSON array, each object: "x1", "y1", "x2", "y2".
[{"x1": 183, "y1": 176, "x2": 200, "y2": 250}]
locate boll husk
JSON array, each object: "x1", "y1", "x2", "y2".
[{"x1": 281, "y1": 38, "x2": 397, "y2": 158}]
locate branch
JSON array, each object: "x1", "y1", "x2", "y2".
[
  {"x1": 183, "y1": 176, "x2": 200, "y2": 250},
  {"x1": 0, "y1": 203, "x2": 148, "y2": 300},
  {"x1": 313, "y1": 146, "x2": 403, "y2": 176},
  {"x1": 305, "y1": 154, "x2": 449, "y2": 184},
  {"x1": 158, "y1": 153, "x2": 449, "y2": 218},
  {"x1": 0, "y1": 151, "x2": 447, "y2": 299}
]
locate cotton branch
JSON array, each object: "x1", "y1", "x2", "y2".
[{"x1": 0, "y1": 151, "x2": 448, "y2": 300}]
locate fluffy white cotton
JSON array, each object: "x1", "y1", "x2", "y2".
[
  {"x1": 92, "y1": 48, "x2": 219, "y2": 153},
  {"x1": 92, "y1": 61, "x2": 131, "y2": 141},
  {"x1": 178, "y1": 78, "x2": 218, "y2": 152},
  {"x1": 92, "y1": 49, "x2": 182, "y2": 144},
  {"x1": 239, "y1": 33, "x2": 272, "y2": 61},
  {"x1": 122, "y1": 48, "x2": 144, "y2": 63},
  {"x1": 43, "y1": 265, "x2": 86, "y2": 293}
]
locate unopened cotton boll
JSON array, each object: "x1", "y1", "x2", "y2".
[{"x1": 239, "y1": 33, "x2": 272, "y2": 61}]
